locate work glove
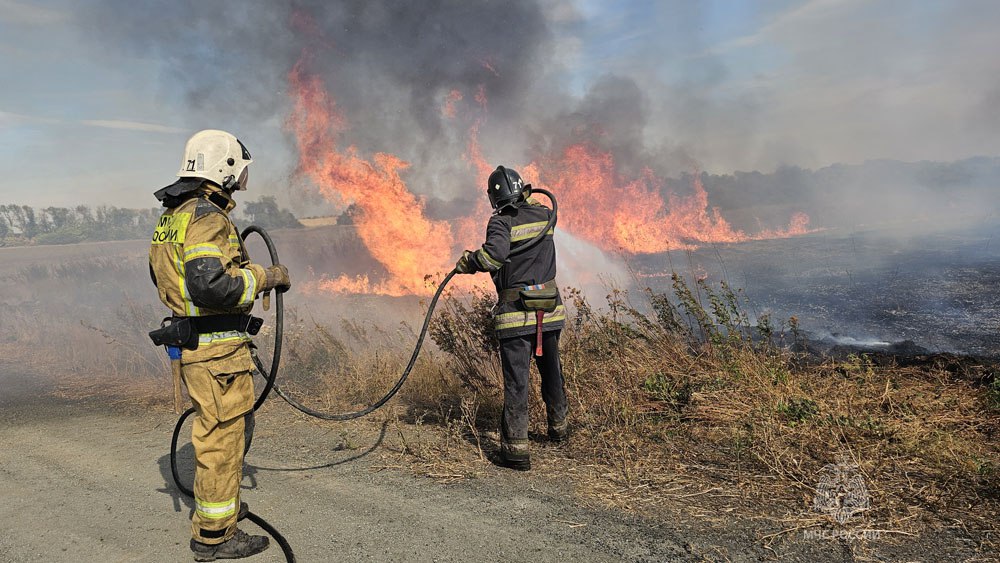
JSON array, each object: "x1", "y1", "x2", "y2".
[
  {"x1": 263, "y1": 264, "x2": 292, "y2": 293},
  {"x1": 455, "y1": 250, "x2": 477, "y2": 274}
]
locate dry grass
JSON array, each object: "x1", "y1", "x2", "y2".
[
  {"x1": 409, "y1": 276, "x2": 1000, "y2": 547},
  {"x1": 6, "y1": 239, "x2": 998, "y2": 552}
]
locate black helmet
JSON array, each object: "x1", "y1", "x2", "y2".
[{"x1": 487, "y1": 166, "x2": 527, "y2": 210}]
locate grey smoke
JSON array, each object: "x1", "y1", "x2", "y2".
[
  {"x1": 74, "y1": 0, "x2": 1000, "y2": 233},
  {"x1": 78, "y1": 0, "x2": 551, "y2": 213}
]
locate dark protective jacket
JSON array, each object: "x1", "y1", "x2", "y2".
[
  {"x1": 149, "y1": 182, "x2": 267, "y2": 362},
  {"x1": 471, "y1": 197, "x2": 566, "y2": 339}
]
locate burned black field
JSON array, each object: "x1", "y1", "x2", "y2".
[{"x1": 634, "y1": 219, "x2": 1000, "y2": 359}]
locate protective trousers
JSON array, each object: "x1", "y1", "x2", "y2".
[
  {"x1": 499, "y1": 330, "x2": 567, "y2": 443},
  {"x1": 181, "y1": 344, "x2": 256, "y2": 545}
]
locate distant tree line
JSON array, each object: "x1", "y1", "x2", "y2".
[
  {"x1": 0, "y1": 196, "x2": 301, "y2": 247},
  {"x1": 0, "y1": 204, "x2": 161, "y2": 246},
  {"x1": 240, "y1": 196, "x2": 303, "y2": 231}
]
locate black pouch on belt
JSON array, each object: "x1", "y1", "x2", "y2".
[
  {"x1": 518, "y1": 287, "x2": 558, "y2": 357},
  {"x1": 148, "y1": 317, "x2": 198, "y2": 350},
  {"x1": 518, "y1": 287, "x2": 559, "y2": 312}
]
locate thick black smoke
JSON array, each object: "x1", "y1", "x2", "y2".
[{"x1": 79, "y1": 1, "x2": 552, "y2": 209}]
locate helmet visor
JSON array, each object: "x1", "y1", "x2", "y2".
[
  {"x1": 236, "y1": 166, "x2": 249, "y2": 191},
  {"x1": 238, "y1": 139, "x2": 252, "y2": 161}
]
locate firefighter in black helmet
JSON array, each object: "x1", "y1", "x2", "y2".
[{"x1": 455, "y1": 165, "x2": 568, "y2": 470}]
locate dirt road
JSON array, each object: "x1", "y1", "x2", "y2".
[
  {"x1": 0, "y1": 397, "x2": 695, "y2": 563},
  {"x1": 2, "y1": 393, "x2": 995, "y2": 562}
]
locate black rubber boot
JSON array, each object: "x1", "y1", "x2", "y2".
[
  {"x1": 548, "y1": 419, "x2": 569, "y2": 443},
  {"x1": 237, "y1": 502, "x2": 248, "y2": 521},
  {"x1": 191, "y1": 529, "x2": 269, "y2": 561},
  {"x1": 500, "y1": 439, "x2": 531, "y2": 471}
]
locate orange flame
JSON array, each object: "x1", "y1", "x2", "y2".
[
  {"x1": 529, "y1": 145, "x2": 732, "y2": 252},
  {"x1": 756, "y1": 211, "x2": 813, "y2": 239},
  {"x1": 287, "y1": 58, "x2": 454, "y2": 296},
  {"x1": 286, "y1": 52, "x2": 814, "y2": 296},
  {"x1": 441, "y1": 89, "x2": 463, "y2": 119},
  {"x1": 523, "y1": 144, "x2": 815, "y2": 254}
]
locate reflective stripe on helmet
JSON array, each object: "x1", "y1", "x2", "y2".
[{"x1": 495, "y1": 305, "x2": 567, "y2": 331}]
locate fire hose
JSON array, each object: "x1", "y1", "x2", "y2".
[{"x1": 168, "y1": 188, "x2": 556, "y2": 562}]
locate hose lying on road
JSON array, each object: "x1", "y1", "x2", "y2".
[{"x1": 168, "y1": 189, "x2": 557, "y2": 563}]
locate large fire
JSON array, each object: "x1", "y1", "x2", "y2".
[
  {"x1": 286, "y1": 57, "x2": 814, "y2": 296},
  {"x1": 287, "y1": 58, "x2": 455, "y2": 296},
  {"x1": 525, "y1": 145, "x2": 813, "y2": 253}
]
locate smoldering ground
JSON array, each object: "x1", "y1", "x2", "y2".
[
  {"x1": 4, "y1": 215, "x2": 998, "y2": 412},
  {"x1": 632, "y1": 218, "x2": 1000, "y2": 358}
]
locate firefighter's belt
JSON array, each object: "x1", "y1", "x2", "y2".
[
  {"x1": 499, "y1": 280, "x2": 558, "y2": 305},
  {"x1": 149, "y1": 317, "x2": 197, "y2": 350},
  {"x1": 149, "y1": 314, "x2": 263, "y2": 351},
  {"x1": 189, "y1": 314, "x2": 264, "y2": 336}
]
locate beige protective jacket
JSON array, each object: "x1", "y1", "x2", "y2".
[{"x1": 149, "y1": 184, "x2": 267, "y2": 363}]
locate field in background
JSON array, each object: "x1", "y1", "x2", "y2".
[
  {"x1": 1, "y1": 223, "x2": 998, "y2": 556},
  {"x1": 298, "y1": 216, "x2": 339, "y2": 228}
]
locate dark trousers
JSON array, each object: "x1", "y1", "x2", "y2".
[{"x1": 499, "y1": 330, "x2": 567, "y2": 442}]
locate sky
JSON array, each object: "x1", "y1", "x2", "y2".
[{"x1": 1, "y1": 0, "x2": 999, "y2": 209}]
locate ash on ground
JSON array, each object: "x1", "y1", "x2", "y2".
[{"x1": 635, "y1": 218, "x2": 1000, "y2": 359}]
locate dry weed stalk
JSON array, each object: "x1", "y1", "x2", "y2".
[{"x1": 418, "y1": 274, "x2": 999, "y2": 541}]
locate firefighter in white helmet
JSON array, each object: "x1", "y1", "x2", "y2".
[{"x1": 149, "y1": 130, "x2": 290, "y2": 560}]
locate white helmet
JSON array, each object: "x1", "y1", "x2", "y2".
[{"x1": 177, "y1": 129, "x2": 253, "y2": 191}]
